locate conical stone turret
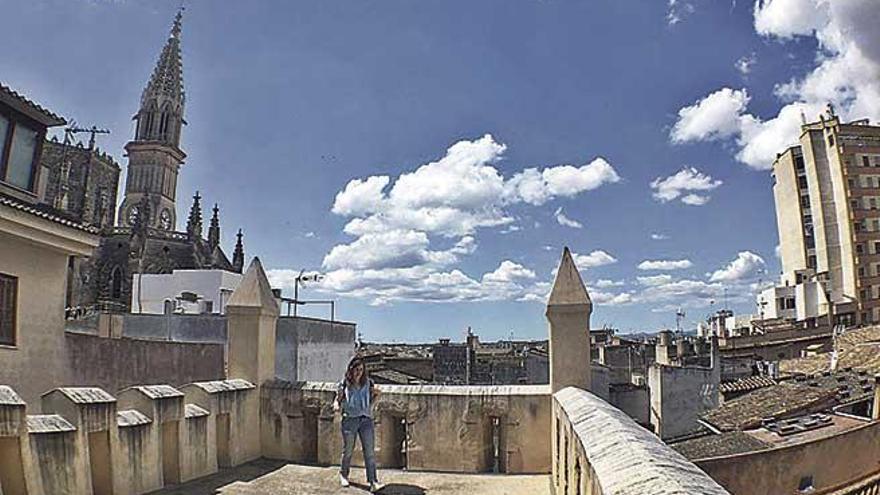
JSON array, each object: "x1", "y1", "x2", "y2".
[{"x1": 546, "y1": 246, "x2": 592, "y2": 393}]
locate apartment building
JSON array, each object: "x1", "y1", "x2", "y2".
[{"x1": 772, "y1": 107, "x2": 880, "y2": 325}]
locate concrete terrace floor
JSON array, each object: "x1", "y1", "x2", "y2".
[{"x1": 150, "y1": 459, "x2": 552, "y2": 495}]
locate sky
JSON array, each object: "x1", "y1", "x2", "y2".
[{"x1": 3, "y1": 0, "x2": 879, "y2": 342}]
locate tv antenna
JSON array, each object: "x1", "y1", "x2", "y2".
[
  {"x1": 675, "y1": 307, "x2": 686, "y2": 335},
  {"x1": 64, "y1": 122, "x2": 110, "y2": 150}
]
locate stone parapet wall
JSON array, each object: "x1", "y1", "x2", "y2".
[
  {"x1": 695, "y1": 419, "x2": 880, "y2": 495},
  {"x1": 261, "y1": 381, "x2": 552, "y2": 474},
  {"x1": 0, "y1": 380, "x2": 257, "y2": 495},
  {"x1": 552, "y1": 386, "x2": 731, "y2": 495}
]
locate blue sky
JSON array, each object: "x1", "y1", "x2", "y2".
[{"x1": 4, "y1": 0, "x2": 879, "y2": 342}]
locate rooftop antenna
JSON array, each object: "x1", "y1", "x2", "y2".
[
  {"x1": 65, "y1": 124, "x2": 111, "y2": 150},
  {"x1": 675, "y1": 307, "x2": 686, "y2": 336}
]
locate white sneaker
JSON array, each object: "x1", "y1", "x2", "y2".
[
  {"x1": 370, "y1": 481, "x2": 382, "y2": 492},
  {"x1": 340, "y1": 474, "x2": 350, "y2": 487}
]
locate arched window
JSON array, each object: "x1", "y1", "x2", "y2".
[
  {"x1": 110, "y1": 266, "x2": 123, "y2": 300},
  {"x1": 159, "y1": 103, "x2": 171, "y2": 140}
]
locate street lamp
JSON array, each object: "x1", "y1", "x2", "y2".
[{"x1": 293, "y1": 270, "x2": 323, "y2": 317}]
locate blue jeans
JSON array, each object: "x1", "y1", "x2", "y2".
[{"x1": 340, "y1": 415, "x2": 378, "y2": 483}]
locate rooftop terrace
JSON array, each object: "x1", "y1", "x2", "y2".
[{"x1": 152, "y1": 459, "x2": 551, "y2": 495}]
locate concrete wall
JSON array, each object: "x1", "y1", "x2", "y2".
[
  {"x1": 696, "y1": 420, "x2": 880, "y2": 495},
  {"x1": 0, "y1": 233, "x2": 73, "y2": 414},
  {"x1": 552, "y1": 386, "x2": 730, "y2": 495},
  {"x1": 275, "y1": 316, "x2": 355, "y2": 382},
  {"x1": 649, "y1": 362, "x2": 720, "y2": 440},
  {"x1": 261, "y1": 382, "x2": 552, "y2": 474},
  {"x1": 609, "y1": 384, "x2": 649, "y2": 426},
  {"x1": 119, "y1": 313, "x2": 227, "y2": 343},
  {"x1": 65, "y1": 333, "x2": 225, "y2": 402},
  {"x1": 131, "y1": 269, "x2": 242, "y2": 315}
]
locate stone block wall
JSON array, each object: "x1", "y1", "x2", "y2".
[
  {"x1": 552, "y1": 386, "x2": 731, "y2": 495},
  {"x1": 260, "y1": 381, "x2": 552, "y2": 474},
  {"x1": 0, "y1": 380, "x2": 256, "y2": 495}
]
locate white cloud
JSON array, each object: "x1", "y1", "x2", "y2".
[
  {"x1": 307, "y1": 134, "x2": 621, "y2": 305},
  {"x1": 332, "y1": 135, "x2": 619, "y2": 238},
  {"x1": 482, "y1": 260, "x2": 536, "y2": 284},
  {"x1": 735, "y1": 53, "x2": 757, "y2": 75},
  {"x1": 554, "y1": 207, "x2": 583, "y2": 229},
  {"x1": 637, "y1": 259, "x2": 693, "y2": 271},
  {"x1": 506, "y1": 158, "x2": 620, "y2": 206},
  {"x1": 594, "y1": 279, "x2": 625, "y2": 288},
  {"x1": 637, "y1": 274, "x2": 674, "y2": 286},
  {"x1": 332, "y1": 176, "x2": 390, "y2": 216},
  {"x1": 709, "y1": 251, "x2": 766, "y2": 282},
  {"x1": 681, "y1": 193, "x2": 710, "y2": 206},
  {"x1": 650, "y1": 167, "x2": 722, "y2": 205},
  {"x1": 651, "y1": 233, "x2": 669, "y2": 240},
  {"x1": 673, "y1": 1, "x2": 880, "y2": 169},
  {"x1": 670, "y1": 88, "x2": 751, "y2": 144},
  {"x1": 573, "y1": 250, "x2": 618, "y2": 269},
  {"x1": 591, "y1": 290, "x2": 635, "y2": 306},
  {"x1": 304, "y1": 231, "x2": 316, "y2": 238},
  {"x1": 667, "y1": 0, "x2": 696, "y2": 26}
]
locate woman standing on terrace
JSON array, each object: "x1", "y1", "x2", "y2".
[{"x1": 334, "y1": 357, "x2": 382, "y2": 492}]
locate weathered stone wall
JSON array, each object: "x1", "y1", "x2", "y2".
[
  {"x1": 0, "y1": 381, "x2": 255, "y2": 495},
  {"x1": 275, "y1": 316, "x2": 355, "y2": 383},
  {"x1": 553, "y1": 386, "x2": 730, "y2": 495},
  {"x1": 261, "y1": 381, "x2": 552, "y2": 474},
  {"x1": 65, "y1": 332, "x2": 226, "y2": 402},
  {"x1": 695, "y1": 420, "x2": 880, "y2": 495}
]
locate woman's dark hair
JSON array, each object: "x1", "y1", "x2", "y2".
[{"x1": 344, "y1": 357, "x2": 368, "y2": 387}]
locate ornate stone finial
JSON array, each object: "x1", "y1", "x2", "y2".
[
  {"x1": 171, "y1": 7, "x2": 184, "y2": 40},
  {"x1": 208, "y1": 203, "x2": 221, "y2": 249},
  {"x1": 186, "y1": 191, "x2": 203, "y2": 239},
  {"x1": 233, "y1": 228, "x2": 245, "y2": 274}
]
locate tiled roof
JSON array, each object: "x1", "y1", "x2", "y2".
[
  {"x1": 129, "y1": 384, "x2": 184, "y2": 399},
  {"x1": 672, "y1": 431, "x2": 773, "y2": 460},
  {"x1": 781, "y1": 326, "x2": 880, "y2": 376},
  {"x1": 719, "y1": 375, "x2": 777, "y2": 394},
  {"x1": 27, "y1": 414, "x2": 76, "y2": 434},
  {"x1": 54, "y1": 387, "x2": 116, "y2": 404},
  {"x1": 703, "y1": 370, "x2": 873, "y2": 431},
  {"x1": 0, "y1": 386, "x2": 25, "y2": 406},
  {"x1": 0, "y1": 193, "x2": 99, "y2": 234},
  {"x1": 185, "y1": 403, "x2": 210, "y2": 418},
  {"x1": 0, "y1": 82, "x2": 65, "y2": 126},
  {"x1": 117, "y1": 409, "x2": 152, "y2": 427},
  {"x1": 191, "y1": 379, "x2": 255, "y2": 394}
]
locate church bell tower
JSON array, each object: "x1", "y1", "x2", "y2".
[{"x1": 118, "y1": 9, "x2": 186, "y2": 231}]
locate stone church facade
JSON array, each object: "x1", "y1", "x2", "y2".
[{"x1": 39, "y1": 10, "x2": 245, "y2": 312}]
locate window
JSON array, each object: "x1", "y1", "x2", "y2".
[
  {"x1": 865, "y1": 156, "x2": 871, "y2": 168},
  {"x1": 0, "y1": 274, "x2": 17, "y2": 346},
  {"x1": 110, "y1": 266, "x2": 123, "y2": 300},
  {"x1": 857, "y1": 243, "x2": 864, "y2": 255},
  {"x1": 0, "y1": 114, "x2": 41, "y2": 192},
  {"x1": 798, "y1": 176, "x2": 809, "y2": 189},
  {"x1": 795, "y1": 156, "x2": 805, "y2": 170},
  {"x1": 828, "y1": 134, "x2": 835, "y2": 147},
  {"x1": 799, "y1": 475, "x2": 814, "y2": 492},
  {"x1": 808, "y1": 255, "x2": 817, "y2": 268}
]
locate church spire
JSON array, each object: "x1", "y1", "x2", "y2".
[
  {"x1": 186, "y1": 191, "x2": 203, "y2": 239},
  {"x1": 208, "y1": 203, "x2": 221, "y2": 249},
  {"x1": 135, "y1": 8, "x2": 186, "y2": 147},
  {"x1": 233, "y1": 229, "x2": 245, "y2": 273}
]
